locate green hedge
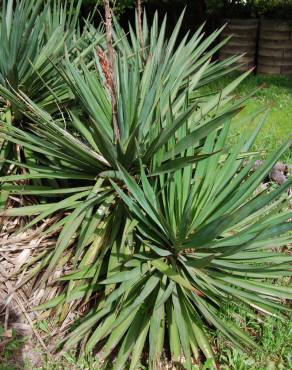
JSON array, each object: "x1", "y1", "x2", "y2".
[
  {"x1": 206, "y1": 0, "x2": 292, "y2": 19},
  {"x1": 71, "y1": 1, "x2": 292, "y2": 20}
]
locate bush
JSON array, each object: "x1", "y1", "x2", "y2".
[
  {"x1": 206, "y1": 0, "x2": 292, "y2": 19},
  {"x1": 252, "y1": 0, "x2": 292, "y2": 18},
  {"x1": 80, "y1": 0, "x2": 135, "y2": 16}
]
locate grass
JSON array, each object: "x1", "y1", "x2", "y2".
[
  {"x1": 0, "y1": 326, "x2": 27, "y2": 370},
  {"x1": 202, "y1": 73, "x2": 292, "y2": 163},
  {"x1": 2, "y1": 314, "x2": 291, "y2": 369},
  {"x1": 216, "y1": 304, "x2": 292, "y2": 370},
  {"x1": 1, "y1": 73, "x2": 291, "y2": 369}
]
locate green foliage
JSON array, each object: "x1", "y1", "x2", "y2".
[
  {"x1": 0, "y1": 0, "x2": 83, "y2": 117},
  {"x1": 205, "y1": 0, "x2": 254, "y2": 17},
  {"x1": 217, "y1": 304, "x2": 292, "y2": 369},
  {"x1": 200, "y1": 74, "x2": 292, "y2": 163},
  {"x1": 205, "y1": 0, "x2": 292, "y2": 18},
  {"x1": 80, "y1": 0, "x2": 135, "y2": 16},
  {"x1": 251, "y1": 0, "x2": 292, "y2": 18},
  {"x1": 0, "y1": 325, "x2": 26, "y2": 370},
  {"x1": 0, "y1": 0, "x2": 104, "y2": 204},
  {"x1": 0, "y1": 0, "x2": 103, "y2": 125},
  {"x1": 0, "y1": 2, "x2": 291, "y2": 369}
]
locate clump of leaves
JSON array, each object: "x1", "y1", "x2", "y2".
[
  {"x1": 0, "y1": 0, "x2": 85, "y2": 118},
  {"x1": 0, "y1": 6, "x2": 291, "y2": 370},
  {"x1": 0, "y1": 0, "x2": 104, "y2": 210}
]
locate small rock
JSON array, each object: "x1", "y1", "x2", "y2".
[
  {"x1": 270, "y1": 168, "x2": 287, "y2": 185},
  {"x1": 273, "y1": 162, "x2": 287, "y2": 172}
]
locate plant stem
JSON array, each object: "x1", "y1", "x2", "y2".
[
  {"x1": 103, "y1": 0, "x2": 120, "y2": 143},
  {"x1": 136, "y1": 0, "x2": 145, "y2": 62}
]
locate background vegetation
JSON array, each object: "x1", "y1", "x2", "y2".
[{"x1": 78, "y1": 0, "x2": 292, "y2": 25}]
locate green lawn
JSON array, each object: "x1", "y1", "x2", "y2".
[{"x1": 203, "y1": 73, "x2": 292, "y2": 163}]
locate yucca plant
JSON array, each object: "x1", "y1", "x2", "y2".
[
  {"x1": 0, "y1": 7, "x2": 291, "y2": 369},
  {"x1": 0, "y1": 0, "x2": 83, "y2": 117},
  {"x1": 0, "y1": 0, "x2": 104, "y2": 209}
]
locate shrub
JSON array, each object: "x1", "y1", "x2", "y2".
[{"x1": 206, "y1": 0, "x2": 292, "y2": 19}]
